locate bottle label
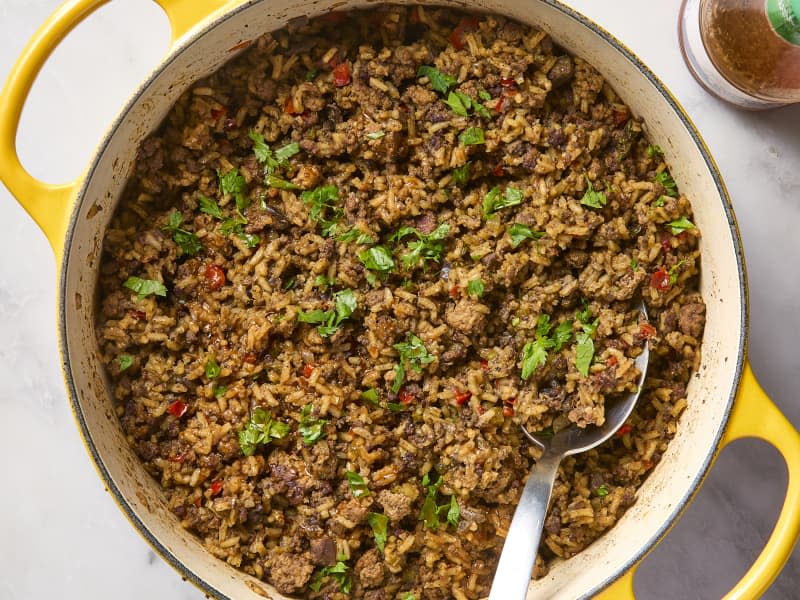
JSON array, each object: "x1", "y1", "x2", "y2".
[{"x1": 767, "y1": 0, "x2": 800, "y2": 45}]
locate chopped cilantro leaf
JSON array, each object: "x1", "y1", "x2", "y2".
[
  {"x1": 655, "y1": 170, "x2": 677, "y2": 196},
  {"x1": 118, "y1": 354, "x2": 133, "y2": 371},
  {"x1": 416, "y1": 65, "x2": 457, "y2": 94},
  {"x1": 299, "y1": 404, "x2": 327, "y2": 445},
  {"x1": 367, "y1": 512, "x2": 389, "y2": 552},
  {"x1": 483, "y1": 186, "x2": 523, "y2": 218},
  {"x1": 646, "y1": 144, "x2": 663, "y2": 158},
  {"x1": 218, "y1": 168, "x2": 249, "y2": 212},
  {"x1": 238, "y1": 407, "x2": 289, "y2": 456},
  {"x1": 392, "y1": 333, "x2": 434, "y2": 393},
  {"x1": 162, "y1": 210, "x2": 202, "y2": 256},
  {"x1": 346, "y1": 471, "x2": 370, "y2": 498},
  {"x1": 123, "y1": 276, "x2": 167, "y2": 301},
  {"x1": 467, "y1": 278, "x2": 484, "y2": 298},
  {"x1": 451, "y1": 163, "x2": 470, "y2": 187},
  {"x1": 580, "y1": 176, "x2": 607, "y2": 209},
  {"x1": 459, "y1": 126, "x2": 485, "y2": 146},
  {"x1": 359, "y1": 246, "x2": 395, "y2": 273},
  {"x1": 507, "y1": 223, "x2": 544, "y2": 248},
  {"x1": 205, "y1": 357, "x2": 221, "y2": 379},
  {"x1": 666, "y1": 216, "x2": 695, "y2": 235},
  {"x1": 198, "y1": 195, "x2": 224, "y2": 219}
]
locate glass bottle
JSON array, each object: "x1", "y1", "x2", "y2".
[{"x1": 679, "y1": 0, "x2": 800, "y2": 109}]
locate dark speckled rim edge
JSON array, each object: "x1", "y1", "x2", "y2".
[{"x1": 56, "y1": 1, "x2": 748, "y2": 599}]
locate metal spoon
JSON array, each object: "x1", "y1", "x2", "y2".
[{"x1": 488, "y1": 302, "x2": 650, "y2": 600}]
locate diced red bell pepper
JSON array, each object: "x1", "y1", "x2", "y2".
[
  {"x1": 455, "y1": 391, "x2": 472, "y2": 406},
  {"x1": 480, "y1": 358, "x2": 489, "y2": 371},
  {"x1": 650, "y1": 267, "x2": 670, "y2": 292},
  {"x1": 333, "y1": 62, "x2": 351, "y2": 87},
  {"x1": 640, "y1": 323, "x2": 657, "y2": 339},
  {"x1": 502, "y1": 405, "x2": 514, "y2": 417},
  {"x1": 615, "y1": 423, "x2": 633, "y2": 437},
  {"x1": 493, "y1": 164, "x2": 506, "y2": 177},
  {"x1": 399, "y1": 388, "x2": 415, "y2": 405},
  {"x1": 210, "y1": 481, "x2": 224, "y2": 497},
  {"x1": 168, "y1": 400, "x2": 188, "y2": 418},
  {"x1": 449, "y1": 17, "x2": 479, "y2": 50},
  {"x1": 303, "y1": 363, "x2": 315, "y2": 378}
]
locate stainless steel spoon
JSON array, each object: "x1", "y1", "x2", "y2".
[{"x1": 488, "y1": 303, "x2": 650, "y2": 600}]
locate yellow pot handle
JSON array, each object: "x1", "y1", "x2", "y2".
[
  {"x1": 595, "y1": 361, "x2": 800, "y2": 599},
  {"x1": 0, "y1": 0, "x2": 231, "y2": 262}
]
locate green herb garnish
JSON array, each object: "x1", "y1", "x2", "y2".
[
  {"x1": 238, "y1": 407, "x2": 290, "y2": 456},
  {"x1": 361, "y1": 388, "x2": 380, "y2": 406},
  {"x1": 346, "y1": 471, "x2": 371, "y2": 498},
  {"x1": 219, "y1": 215, "x2": 261, "y2": 248},
  {"x1": 443, "y1": 91, "x2": 489, "y2": 118},
  {"x1": 198, "y1": 195, "x2": 224, "y2": 219},
  {"x1": 264, "y1": 174, "x2": 299, "y2": 190},
  {"x1": 580, "y1": 176, "x2": 607, "y2": 209},
  {"x1": 521, "y1": 338, "x2": 552, "y2": 380},
  {"x1": 123, "y1": 276, "x2": 167, "y2": 301},
  {"x1": 646, "y1": 144, "x2": 663, "y2": 158},
  {"x1": 367, "y1": 512, "x2": 389, "y2": 553},
  {"x1": 654, "y1": 170, "x2": 677, "y2": 196},
  {"x1": 365, "y1": 131, "x2": 385, "y2": 140},
  {"x1": 392, "y1": 223, "x2": 450, "y2": 270},
  {"x1": 596, "y1": 484, "x2": 610, "y2": 497},
  {"x1": 298, "y1": 403, "x2": 327, "y2": 445},
  {"x1": 459, "y1": 126, "x2": 485, "y2": 146},
  {"x1": 418, "y1": 472, "x2": 460, "y2": 530},
  {"x1": 392, "y1": 333, "x2": 434, "y2": 393},
  {"x1": 630, "y1": 257, "x2": 639, "y2": 271},
  {"x1": 302, "y1": 184, "x2": 342, "y2": 236},
  {"x1": 483, "y1": 186, "x2": 523, "y2": 218},
  {"x1": 118, "y1": 354, "x2": 133, "y2": 371},
  {"x1": 359, "y1": 246, "x2": 395, "y2": 274},
  {"x1": 507, "y1": 223, "x2": 544, "y2": 248},
  {"x1": 306, "y1": 68, "x2": 318, "y2": 81},
  {"x1": 521, "y1": 313, "x2": 573, "y2": 379},
  {"x1": 654, "y1": 196, "x2": 666, "y2": 207},
  {"x1": 213, "y1": 384, "x2": 227, "y2": 398},
  {"x1": 666, "y1": 216, "x2": 695, "y2": 235},
  {"x1": 552, "y1": 320, "x2": 573, "y2": 352},
  {"x1": 668, "y1": 258, "x2": 689, "y2": 285},
  {"x1": 218, "y1": 168, "x2": 249, "y2": 212},
  {"x1": 575, "y1": 313, "x2": 599, "y2": 377},
  {"x1": 451, "y1": 163, "x2": 470, "y2": 187},
  {"x1": 297, "y1": 288, "x2": 357, "y2": 337},
  {"x1": 314, "y1": 274, "x2": 336, "y2": 290},
  {"x1": 205, "y1": 357, "x2": 221, "y2": 379},
  {"x1": 467, "y1": 278, "x2": 484, "y2": 298},
  {"x1": 249, "y1": 130, "x2": 300, "y2": 177},
  {"x1": 310, "y1": 556, "x2": 352, "y2": 594},
  {"x1": 416, "y1": 65, "x2": 457, "y2": 94},
  {"x1": 162, "y1": 210, "x2": 202, "y2": 256},
  {"x1": 335, "y1": 227, "x2": 375, "y2": 245}
]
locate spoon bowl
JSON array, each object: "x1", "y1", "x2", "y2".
[{"x1": 489, "y1": 302, "x2": 650, "y2": 600}]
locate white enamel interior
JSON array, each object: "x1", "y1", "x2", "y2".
[{"x1": 59, "y1": 1, "x2": 746, "y2": 598}]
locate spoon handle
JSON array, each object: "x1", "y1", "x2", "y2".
[{"x1": 488, "y1": 450, "x2": 563, "y2": 600}]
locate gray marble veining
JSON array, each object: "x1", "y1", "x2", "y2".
[{"x1": 0, "y1": 1, "x2": 797, "y2": 598}]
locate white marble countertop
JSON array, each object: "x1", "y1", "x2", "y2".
[{"x1": 0, "y1": 1, "x2": 797, "y2": 598}]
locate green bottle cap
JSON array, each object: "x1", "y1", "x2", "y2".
[{"x1": 767, "y1": 0, "x2": 800, "y2": 45}]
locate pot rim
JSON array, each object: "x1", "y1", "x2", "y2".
[{"x1": 56, "y1": 1, "x2": 749, "y2": 598}]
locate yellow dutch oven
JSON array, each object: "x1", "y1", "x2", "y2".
[{"x1": 1, "y1": 0, "x2": 798, "y2": 598}]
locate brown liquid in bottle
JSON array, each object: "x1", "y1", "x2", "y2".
[{"x1": 700, "y1": 0, "x2": 800, "y2": 102}]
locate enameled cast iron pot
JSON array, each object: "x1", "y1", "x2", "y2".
[{"x1": 2, "y1": 1, "x2": 799, "y2": 598}]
